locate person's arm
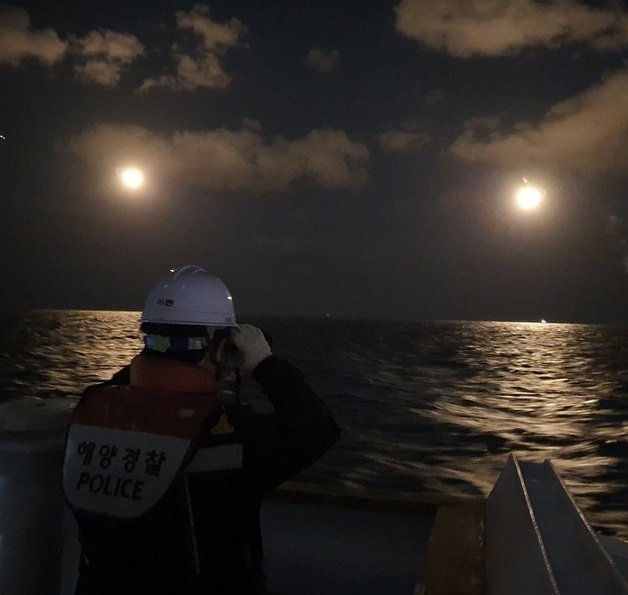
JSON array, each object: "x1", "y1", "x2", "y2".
[{"x1": 231, "y1": 326, "x2": 341, "y2": 492}]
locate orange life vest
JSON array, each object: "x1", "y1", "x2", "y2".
[{"x1": 63, "y1": 355, "x2": 230, "y2": 518}]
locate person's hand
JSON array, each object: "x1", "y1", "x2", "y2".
[{"x1": 231, "y1": 324, "x2": 272, "y2": 373}]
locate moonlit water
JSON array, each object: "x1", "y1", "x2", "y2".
[{"x1": 1, "y1": 311, "x2": 627, "y2": 539}]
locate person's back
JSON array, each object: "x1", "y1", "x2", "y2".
[{"x1": 64, "y1": 266, "x2": 341, "y2": 594}]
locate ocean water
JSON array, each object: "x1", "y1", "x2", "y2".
[{"x1": 1, "y1": 310, "x2": 628, "y2": 539}]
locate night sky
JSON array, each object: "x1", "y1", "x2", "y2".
[{"x1": 1, "y1": 0, "x2": 627, "y2": 323}]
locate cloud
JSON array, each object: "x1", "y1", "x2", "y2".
[
  {"x1": 377, "y1": 129, "x2": 430, "y2": 153},
  {"x1": 306, "y1": 48, "x2": 340, "y2": 74},
  {"x1": 377, "y1": 120, "x2": 430, "y2": 153},
  {"x1": 176, "y1": 4, "x2": 243, "y2": 49},
  {"x1": 395, "y1": 0, "x2": 628, "y2": 57},
  {"x1": 1, "y1": 4, "x2": 242, "y2": 91},
  {"x1": 140, "y1": 4, "x2": 245, "y2": 91},
  {"x1": 0, "y1": 4, "x2": 67, "y2": 66},
  {"x1": 71, "y1": 29, "x2": 144, "y2": 87},
  {"x1": 62, "y1": 123, "x2": 369, "y2": 192},
  {"x1": 240, "y1": 118, "x2": 262, "y2": 132},
  {"x1": 450, "y1": 67, "x2": 628, "y2": 175}
]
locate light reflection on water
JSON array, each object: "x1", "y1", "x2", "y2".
[
  {"x1": 1, "y1": 312, "x2": 627, "y2": 539},
  {"x1": 0, "y1": 310, "x2": 143, "y2": 398}
]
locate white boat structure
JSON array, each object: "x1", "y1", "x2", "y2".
[
  {"x1": 267, "y1": 456, "x2": 628, "y2": 595},
  {"x1": 0, "y1": 398, "x2": 627, "y2": 594}
]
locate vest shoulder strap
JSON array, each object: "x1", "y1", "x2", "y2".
[{"x1": 130, "y1": 355, "x2": 218, "y2": 395}]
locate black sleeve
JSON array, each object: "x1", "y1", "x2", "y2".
[{"x1": 236, "y1": 356, "x2": 341, "y2": 493}]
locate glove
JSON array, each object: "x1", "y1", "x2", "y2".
[{"x1": 231, "y1": 324, "x2": 272, "y2": 374}]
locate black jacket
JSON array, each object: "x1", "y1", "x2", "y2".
[{"x1": 72, "y1": 356, "x2": 340, "y2": 595}]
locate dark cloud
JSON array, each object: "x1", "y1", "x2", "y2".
[
  {"x1": 377, "y1": 129, "x2": 430, "y2": 153},
  {"x1": 376, "y1": 118, "x2": 431, "y2": 154},
  {"x1": 139, "y1": 4, "x2": 245, "y2": 92},
  {"x1": 0, "y1": 3, "x2": 243, "y2": 90},
  {"x1": 71, "y1": 29, "x2": 144, "y2": 87},
  {"x1": 395, "y1": 0, "x2": 628, "y2": 57},
  {"x1": 450, "y1": 66, "x2": 628, "y2": 175},
  {"x1": 0, "y1": 3, "x2": 66, "y2": 66},
  {"x1": 1, "y1": 0, "x2": 627, "y2": 321},
  {"x1": 62, "y1": 123, "x2": 369, "y2": 193}
]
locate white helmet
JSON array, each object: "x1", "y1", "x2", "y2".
[{"x1": 141, "y1": 265, "x2": 237, "y2": 327}]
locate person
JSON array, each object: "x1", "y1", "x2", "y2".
[{"x1": 63, "y1": 265, "x2": 341, "y2": 595}]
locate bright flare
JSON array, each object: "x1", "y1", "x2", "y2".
[
  {"x1": 516, "y1": 185, "x2": 544, "y2": 211},
  {"x1": 119, "y1": 167, "x2": 144, "y2": 190}
]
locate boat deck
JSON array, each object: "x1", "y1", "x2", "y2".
[
  {"x1": 47, "y1": 461, "x2": 628, "y2": 594},
  {"x1": 263, "y1": 484, "x2": 462, "y2": 595}
]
